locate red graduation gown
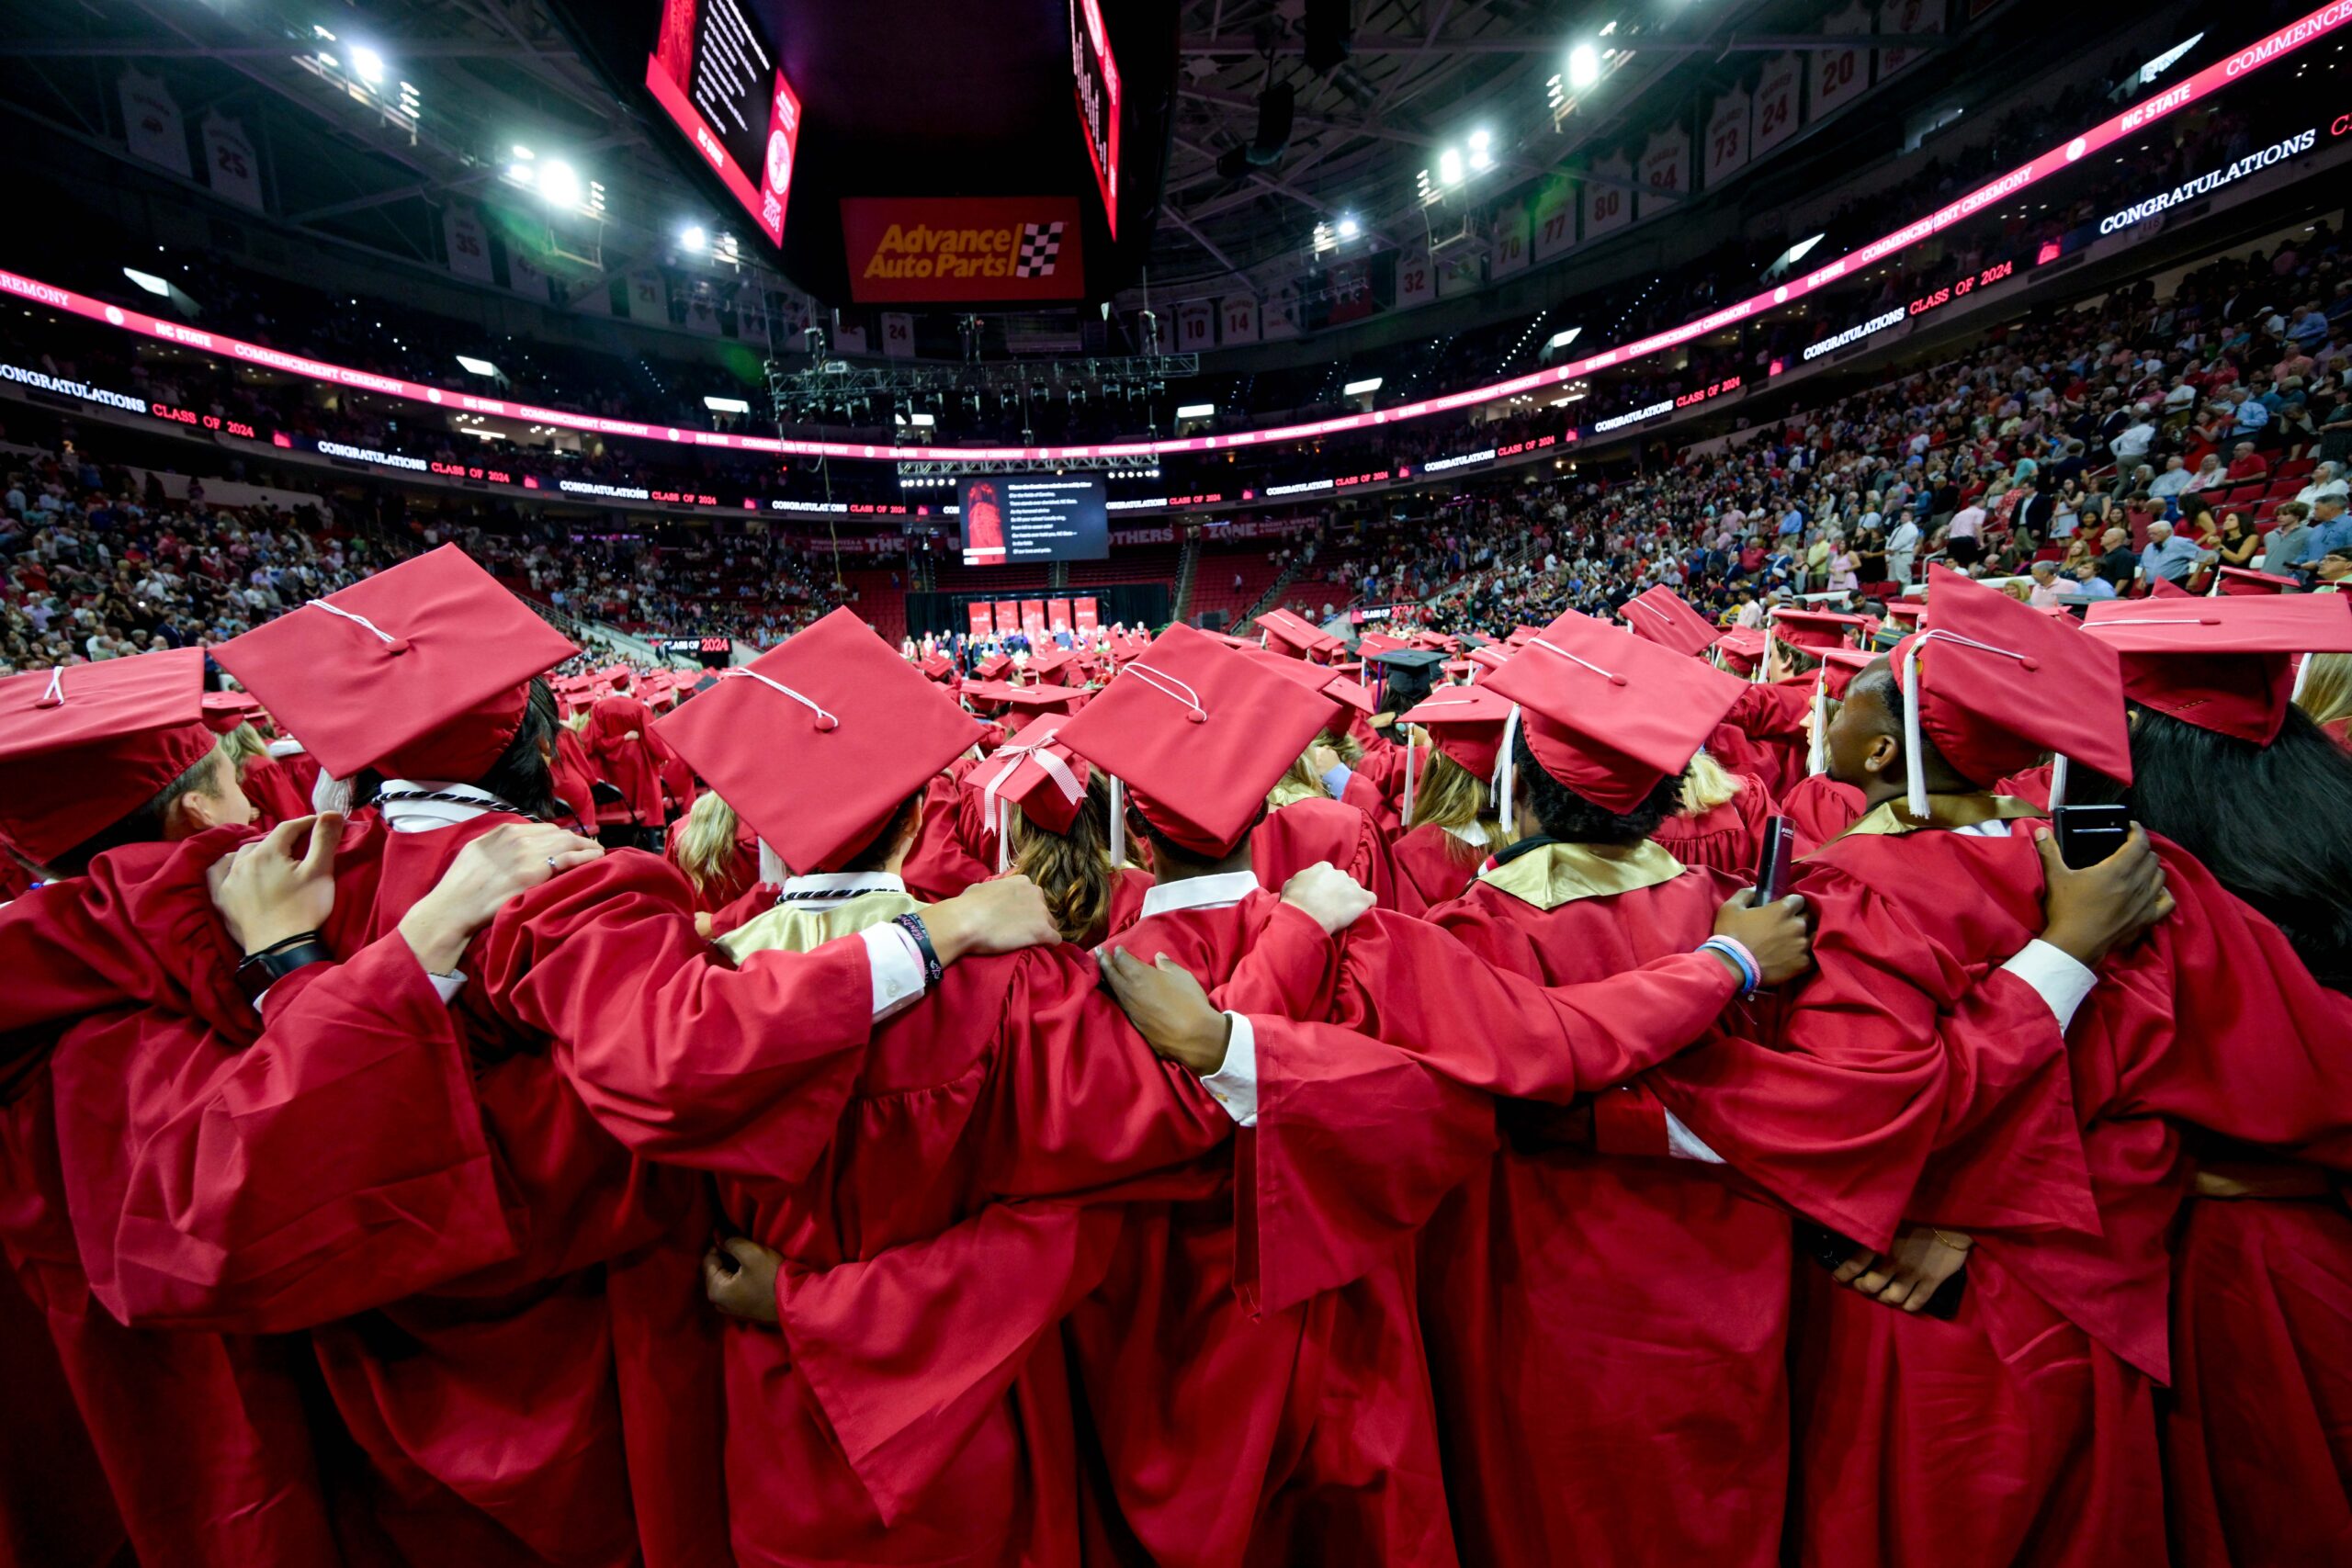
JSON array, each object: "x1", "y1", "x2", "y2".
[
  {"x1": 900, "y1": 756, "x2": 997, "y2": 903},
  {"x1": 1339, "y1": 740, "x2": 1417, "y2": 837},
  {"x1": 1751, "y1": 825, "x2": 2352, "y2": 1568},
  {"x1": 1386, "y1": 823, "x2": 1485, "y2": 914},
  {"x1": 585, "y1": 694, "x2": 667, "y2": 827},
  {"x1": 548, "y1": 727, "x2": 601, "y2": 835},
  {"x1": 238, "y1": 752, "x2": 312, "y2": 828},
  {"x1": 1716, "y1": 680, "x2": 1814, "y2": 800},
  {"x1": 1250, "y1": 797, "x2": 1402, "y2": 910},
  {"x1": 1403, "y1": 865, "x2": 1792, "y2": 1568},
  {"x1": 1776, "y1": 773, "x2": 1866, "y2": 853},
  {"x1": 1082, "y1": 889, "x2": 1458, "y2": 1568},
  {"x1": 1648, "y1": 770, "x2": 1774, "y2": 875},
  {"x1": 0, "y1": 1259, "x2": 121, "y2": 1568},
  {"x1": 705, "y1": 910, "x2": 1339, "y2": 1568},
  {"x1": 666, "y1": 811, "x2": 760, "y2": 914}
]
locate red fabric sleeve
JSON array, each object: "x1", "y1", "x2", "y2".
[{"x1": 54, "y1": 932, "x2": 514, "y2": 1332}]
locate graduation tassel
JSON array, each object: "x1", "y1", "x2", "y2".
[
  {"x1": 2046, "y1": 753, "x2": 2070, "y2": 812},
  {"x1": 1400, "y1": 728, "x2": 1419, "y2": 825},
  {"x1": 1898, "y1": 637, "x2": 1931, "y2": 822},
  {"x1": 2292, "y1": 651, "x2": 2313, "y2": 704},
  {"x1": 1491, "y1": 705, "x2": 1522, "y2": 842},
  {"x1": 1108, "y1": 775, "x2": 1126, "y2": 867},
  {"x1": 1806, "y1": 672, "x2": 1829, "y2": 776},
  {"x1": 311, "y1": 771, "x2": 355, "y2": 817},
  {"x1": 756, "y1": 837, "x2": 789, "y2": 887}
]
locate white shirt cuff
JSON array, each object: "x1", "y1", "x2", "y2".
[
  {"x1": 1320, "y1": 763, "x2": 1353, "y2": 797},
  {"x1": 861, "y1": 921, "x2": 929, "y2": 1020},
  {"x1": 2002, "y1": 938, "x2": 2098, "y2": 1032},
  {"x1": 1199, "y1": 1012, "x2": 1259, "y2": 1127},
  {"x1": 1663, "y1": 1109, "x2": 1726, "y2": 1164},
  {"x1": 426, "y1": 970, "x2": 465, "y2": 1005}
]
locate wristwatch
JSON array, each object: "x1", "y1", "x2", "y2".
[{"x1": 234, "y1": 931, "x2": 334, "y2": 1005}]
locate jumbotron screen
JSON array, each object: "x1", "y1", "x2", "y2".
[
  {"x1": 644, "y1": 0, "x2": 801, "y2": 244},
  {"x1": 958, "y1": 474, "x2": 1109, "y2": 567}
]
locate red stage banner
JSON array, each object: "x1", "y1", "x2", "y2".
[
  {"x1": 992, "y1": 599, "x2": 1021, "y2": 636},
  {"x1": 841, "y1": 197, "x2": 1085, "y2": 303},
  {"x1": 1074, "y1": 597, "x2": 1100, "y2": 632},
  {"x1": 967, "y1": 603, "x2": 994, "y2": 638},
  {"x1": 1047, "y1": 598, "x2": 1073, "y2": 633},
  {"x1": 1020, "y1": 598, "x2": 1048, "y2": 639}
]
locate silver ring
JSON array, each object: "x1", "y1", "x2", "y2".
[{"x1": 547, "y1": 856, "x2": 560, "y2": 871}]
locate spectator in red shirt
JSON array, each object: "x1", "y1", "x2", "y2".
[{"x1": 2224, "y1": 440, "x2": 2271, "y2": 484}]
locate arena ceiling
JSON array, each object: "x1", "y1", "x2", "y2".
[{"x1": 0, "y1": 0, "x2": 1957, "y2": 313}]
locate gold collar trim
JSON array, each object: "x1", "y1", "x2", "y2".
[
  {"x1": 1477, "y1": 839, "x2": 1686, "y2": 911},
  {"x1": 1836, "y1": 794, "x2": 2043, "y2": 840}
]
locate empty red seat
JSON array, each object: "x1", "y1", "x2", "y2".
[{"x1": 2276, "y1": 457, "x2": 2318, "y2": 480}]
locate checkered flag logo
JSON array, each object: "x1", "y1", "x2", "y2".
[{"x1": 1014, "y1": 221, "x2": 1065, "y2": 278}]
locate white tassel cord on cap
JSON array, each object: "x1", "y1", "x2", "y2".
[
  {"x1": 1899, "y1": 637, "x2": 1931, "y2": 821},
  {"x1": 1490, "y1": 705, "x2": 1523, "y2": 842},
  {"x1": 311, "y1": 771, "x2": 355, "y2": 817},
  {"x1": 2046, "y1": 753, "x2": 2070, "y2": 812},
  {"x1": 2292, "y1": 652, "x2": 2313, "y2": 704},
  {"x1": 1108, "y1": 775, "x2": 1126, "y2": 868},
  {"x1": 757, "y1": 838, "x2": 790, "y2": 887},
  {"x1": 1807, "y1": 672, "x2": 1829, "y2": 776}
]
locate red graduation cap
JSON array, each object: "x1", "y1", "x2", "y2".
[
  {"x1": 1883, "y1": 601, "x2": 1926, "y2": 626},
  {"x1": 976, "y1": 654, "x2": 1012, "y2": 679},
  {"x1": 1400, "y1": 685, "x2": 1517, "y2": 780},
  {"x1": 1027, "y1": 648, "x2": 1080, "y2": 682},
  {"x1": 1056, "y1": 623, "x2": 1337, "y2": 858},
  {"x1": 1506, "y1": 625, "x2": 1546, "y2": 647},
  {"x1": 1816, "y1": 646, "x2": 1882, "y2": 702},
  {"x1": 1003, "y1": 683, "x2": 1091, "y2": 716},
  {"x1": 0, "y1": 649, "x2": 219, "y2": 866},
  {"x1": 1257, "y1": 608, "x2": 1345, "y2": 659},
  {"x1": 656, "y1": 608, "x2": 974, "y2": 873},
  {"x1": 1483, "y1": 610, "x2": 1747, "y2": 814},
  {"x1": 2217, "y1": 567, "x2": 2303, "y2": 596},
  {"x1": 920, "y1": 652, "x2": 957, "y2": 682},
  {"x1": 2084, "y1": 596, "x2": 2352, "y2": 744},
  {"x1": 2149, "y1": 576, "x2": 2196, "y2": 600},
  {"x1": 1890, "y1": 566, "x2": 2132, "y2": 814},
  {"x1": 1241, "y1": 647, "x2": 1373, "y2": 730},
  {"x1": 214, "y1": 544, "x2": 578, "y2": 784},
  {"x1": 1711, "y1": 628, "x2": 1768, "y2": 676},
  {"x1": 965, "y1": 714, "x2": 1092, "y2": 867},
  {"x1": 200, "y1": 690, "x2": 262, "y2": 735},
  {"x1": 1466, "y1": 645, "x2": 1514, "y2": 679},
  {"x1": 1356, "y1": 631, "x2": 1409, "y2": 658},
  {"x1": 1620, "y1": 585, "x2": 1722, "y2": 660},
  {"x1": 1770, "y1": 608, "x2": 1872, "y2": 650}
]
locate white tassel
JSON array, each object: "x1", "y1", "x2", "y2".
[
  {"x1": 2292, "y1": 652, "x2": 2313, "y2": 704},
  {"x1": 997, "y1": 798, "x2": 1013, "y2": 874},
  {"x1": 1108, "y1": 775, "x2": 1125, "y2": 867},
  {"x1": 1401, "y1": 728, "x2": 1419, "y2": 824},
  {"x1": 1900, "y1": 637, "x2": 1929, "y2": 821},
  {"x1": 2046, "y1": 754, "x2": 2071, "y2": 811},
  {"x1": 1491, "y1": 705, "x2": 1523, "y2": 841},
  {"x1": 311, "y1": 772, "x2": 354, "y2": 817},
  {"x1": 1806, "y1": 673, "x2": 1828, "y2": 776},
  {"x1": 756, "y1": 838, "x2": 789, "y2": 887}
]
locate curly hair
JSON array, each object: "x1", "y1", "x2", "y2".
[
  {"x1": 1512, "y1": 727, "x2": 1683, "y2": 846},
  {"x1": 1010, "y1": 773, "x2": 1117, "y2": 943}
]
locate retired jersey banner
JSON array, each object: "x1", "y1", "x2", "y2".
[
  {"x1": 1812, "y1": 4, "x2": 1873, "y2": 119},
  {"x1": 1877, "y1": 0, "x2": 1947, "y2": 78},
  {"x1": 1637, "y1": 124, "x2": 1690, "y2": 218},
  {"x1": 1532, "y1": 179, "x2": 1576, "y2": 262},
  {"x1": 1753, "y1": 53, "x2": 1802, "y2": 157},
  {"x1": 841, "y1": 197, "x2": 1085, "y2": 303},
  {"x1": 1704, "y1": 87, "x2": 1752, "y2": 187},
  {"x1": 1490, "y1": 201, "x2": 1531, "y2": 276}
]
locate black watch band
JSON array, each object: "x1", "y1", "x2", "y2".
[
  {"x1": 892, "y1": 912, "x2": 944, "y2": 987},
  {"x1": 234, "y1": 932, "x2": 334, "y2": 1005}
]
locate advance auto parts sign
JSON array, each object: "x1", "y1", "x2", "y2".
[{"x1": 841, "y1": 197, "x2": 1086, "y2": 303}]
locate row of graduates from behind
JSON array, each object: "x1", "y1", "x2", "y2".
[{"x1": 0, "y1": 545, "x2": 2346, "y2": 1566}]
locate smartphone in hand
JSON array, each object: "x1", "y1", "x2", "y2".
[
  {"x1": 2052, "y1": 803, "x2": 2132, "y2": 870},
  {"x1": 1755, "y1": 815, "x2": 1796, "y2": 905}
]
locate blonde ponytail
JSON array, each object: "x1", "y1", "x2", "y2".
[
  {"x1": 1678, "y1": 749, "x2": 1741, "y2": 816},
  {"x1": 671, "y1": 790, "x2": 743, "y2": 900}
]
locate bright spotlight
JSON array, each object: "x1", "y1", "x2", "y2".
[
  {"x1": 537, "y1": 160, "x2": 582, "y2": 208},
  {"x1": 1343, "y1": 377, "x2": 1383, "y2": 396},
  {"x1": 703, "y1": 395, "x2": 751, "y2": 414},
  {"x1": 1546, "y1": 327, "x2": 1582, "y2": 351},
  {"x1": 1568, "y1": 43, "x2": 1601, "y2": 88},
  {"x1": 681, "y1": 224, "x2": 707, "y2": 251},
  {"x1": 1337, "y1": 213, "x2": 1360, "y2": 239},
  {"x1": 122, "y1": 266, "x2": 171, "y2": 298},
  {"x1": 347, "y1": 45, "x2": 386, "y2": 85},
  {"x1": 455, "y1": 355, "x2": 502, "y2": 377},
  {"x1": 1175, "y1": 402, "x2": 1216, "y2": 420},
  {"x1": 1438, "y1": 146, "x2": 1465, "y2": 185}
]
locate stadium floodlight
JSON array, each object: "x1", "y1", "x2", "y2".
[
  {"x1": 1467, "y1": 128, "x2": 1494, "y2": 171},
  {"x1": 1176, "y1": 402, "x2": 1216, "y2": 419},
  {"x1": 1338, "y1": 213, "x2": 1360, "y2": 240},
  {"x1": 1343, "y1": 377, "x2": 1383, "y2": 396},
  {"x1": 1547, "y1": 327, "x2": 1582, "y2": 351},
  {"x1": 1567, "y1": 43, "x2": 1601, "y2": 89},
  {"x1": 346, "y1": 45, "x2": 387, "y2": 85},
  {"x1": 1761, "y1": 233, "x2": 1826, "y2": 282},
  {"x1": 122, "y1": 267, "x2": 171, "y2": 298},
  {"x1": 537, "y1": 160, "x2": 582, "y2": 209},
  {"x1": 1438, "y1": 146, "x2": 1465, "y2": 186},
  {"x1": 909, "y1": 412, "x2": 936, "y2": 427},
  {"x1": 681, "y1": 224, "x2": 707, "y2": 252},
  {"x1": 704, "y1": 395, "x2": 752, "y2": 414},
  {"x1": 455, "y1": 355, "x2": 501, "y2": 377}
]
